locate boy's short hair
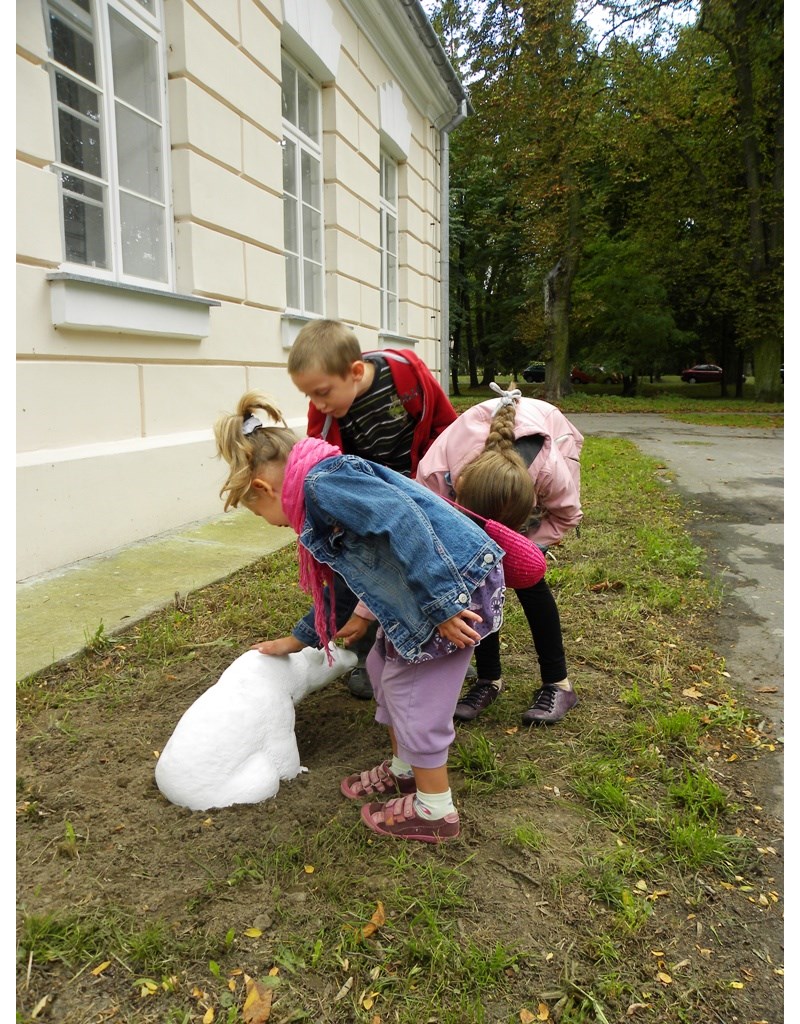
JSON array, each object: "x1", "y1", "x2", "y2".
[{"x1": 287, "y1": 319, "x2": 363, "y2": 377}]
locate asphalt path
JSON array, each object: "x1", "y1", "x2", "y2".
[{"x1": 569, "y1": 413, "x2": 785, "y2": 814}]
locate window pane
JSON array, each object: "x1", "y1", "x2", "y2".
[
  {"x1": 50, "y1": 10, "x2": 97, "y2": 82},
  {"x1": 283, "y1": 195, "x2": 298, "y2": 255},
  {"x1": 386, "y1": 213, "x2": 397, "y2": 255},
  {"x1": 109, "y1": 10, "x2": 160, "y2": 118},
  {"x1": 386, "y1": 292, "x2": 397, "y2": 332},
  {"x1": 115, "y1": 104, "x2": 163, "y2": 200},
  {"x1": 56, "y1": 72, "x2": 100, "y2": 123},
  {"x1": 387, "y1": 253, "x2": 397, "y2": 293},
  {"x1": 300, "y1": 150, "x2": 320, "y2": 207},
  {"x1": 285, "y1": 253, "x2": 300, "y2": 308},
  {"x1": 281, "y1": 58, "x2": 297, "y2": 125},
  {"x1": 63, "y1": 190, "x2": 108, "y2": 267},
  {"x1": 302, "y1": 205, "x2": 322, "y2": 258},
  {"x1": 297, "y1": 74, "x2": 318, "y2": 140},
  {"x1": 282, "y1": 138, "x2": 297, "y2": 198},
  {"x1": 119, "y1": 192, "x2": 167, "y2": 281},
  {"x1": 58, "y1": 106, "x2": 103, "y2": 177},
  {"x1": 382, "y1": 157, "x2": 396, "y2": 203},
  {"x1": 303, "y1": 258, "x2": 322, "y2": 314}
]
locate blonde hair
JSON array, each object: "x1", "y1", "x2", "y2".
[
  {"x1": 455, "y1": 401, "x2": 536, "y2": 531},
  {"x1": 287, "y1": 319, "x2": 363, "y2": 377},
  {"x1": 213, "y1": 392, "x2": 297, "y2": 511}
]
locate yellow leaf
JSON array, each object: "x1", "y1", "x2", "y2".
[
  {"x1": 657, "y1": 972, "x2": 672, "y2": 985},
  {"x1": 203, "y1": 1008, "x2": 215, "y2": 1024},
  {"x1": 357, "y1": 901, "x2": 386, "y2": 941},
  {"x1": 243, "y1": 977, "x2": 274, "y2": 1023},
  {"x1": 537, "y1": 1002, "x2": 550, "y2": 1020},
  {"x1": 505, "y1": 726, "x2": 519, "y2": 734},
  {"x1": 519, "y1": 1010, "x2": 536, "y2": 1024},
  {"x1": 244, "y1": 928, "x2": 263, "y2": 938},
  {"x1": 727, "y1": 753, "x2": 739, "y2": 762},
  {"x1": 729, "y1": 981, "x2": 744, "y2": 989},
  {"x1": 91, "y1": 960, "x2": 111, "y2": 976},
  {"x1": 268, "y1": 966, "x2": 279, "y2": 976},
  {"x1": 202, "y1": 817, "x2": 213, "y2": 827},
  {"x1": 651, "y1": 950, "x2": 665, "y2": 957},
  {"x1": 635, "y1": 880, "x2": 648, "y2": 892},
  {"x1": 140, "y1": 979, "x2": 159, "y2": 997},
  {"x1": 682, "y1": 687, "x2": 703, "y2": 699},
  {"x1": 304, "y1": 864, "x2": 315, "y2": 873}
]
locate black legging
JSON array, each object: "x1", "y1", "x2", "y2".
[{"x1": 474, "y1": 577, "x2": 567, "y2": 685}]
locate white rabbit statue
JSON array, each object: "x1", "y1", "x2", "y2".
[{"x1": 155, "y1": 644, "x2": 358, "y2": 811}]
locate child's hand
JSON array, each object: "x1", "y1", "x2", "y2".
[
  {"x1": 251, "y1": 636, "x2": 305, "y2": 656},
  {"x1": 335, "y1": 614, "x2": 371, "y2": 647},
  {"x1": 437, "y1": 610, "x2": 483, "y2": 647}
]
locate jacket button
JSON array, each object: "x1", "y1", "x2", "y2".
[
  {"x1": 458, "y1": 593, "x2": 468, "y2": 603},
  {"x1": 483, "y1": 553, "x2": 495, "y2": 563}
]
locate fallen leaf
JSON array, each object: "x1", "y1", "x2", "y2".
[
  {"x1": 334, "y1": 977, "x2": 354, "y2": 1002},
  {"x1": 243, "y1": 977, "x2": 274, "y2": 1022},
  {"x1": 505, "y1": 726, "x2": 519, "y2": 734},
  {"x1": 729, "y1": 981, "x2": 745, "y2": 989},
  {"x1": 357, "y1": 901, "x2": 386, "y2": 941},
  {"x1": 682, "y1": 687, "x2": 703, "y2": 699},
  {"x1": 203, "y1": 1008, "x2": 214, "y2": 1024},
  {"x1": 304, "y1": 864, "x2": 315, "y2": 874},
  {"x1": 689, "y1": 664, "x2": 703, "y2": 672},
  {"x1": 30, "y1": 995, "x2": 52, "y2": 1019},
  {"x1": 657, "y1": 972, "x2": 672, "y2": 985},
  {"x1": 244, "y1": 928, "x2": 263, "y2": 938},
  {"x1": 519, "y1": 1009, "x2": 536, "y2": 1024},
  {"x1": 626, "y1": 1005, "x2": 650, "y2": 1016},
  {"x1": 755, "y1": 686, "x2": 778, "y2": 693},
  {"x1": 268, "y1": 967, "x2": 279, "y2": 976},
  {"x1": 537, "y1": 1002, "x2": 550, "y2": 1020},
  {"x1": 91, "y1": 960, "x2": 111, "y2": 976},
  {"x1": 590, "y1": 580, "x2": 623, "y2": 591}
]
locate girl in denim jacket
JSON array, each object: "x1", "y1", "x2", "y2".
[{"x1": 214, "y1": 392, "x2": 507, "y2": 843}]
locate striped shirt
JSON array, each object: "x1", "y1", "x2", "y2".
[{"x1": 337, "y1": 356, "x2": 417, "y2": 475}]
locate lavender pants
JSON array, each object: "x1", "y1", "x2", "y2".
[{"x1": 366, "y1": 641, "x2": 474, "y2": 770}]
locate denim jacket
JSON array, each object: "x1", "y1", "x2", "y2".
[{"x1": 295, "y1": 454, "x2": 504, "y2": 662}]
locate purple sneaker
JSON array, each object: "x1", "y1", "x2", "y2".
[
  {"x1": 454, "y1": 679, "x2": 502, "y2": 722},
  {"x1": 522, "y1": 685, "x2": 578, "y2": 725}
]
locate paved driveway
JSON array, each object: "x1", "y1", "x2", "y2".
[{"x1": 569, "y1": 414, "x2": 784, "y2": 812}]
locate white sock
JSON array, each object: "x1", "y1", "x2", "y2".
[
  {"x1": 414, "y1": 788, "x2": 455, "y2": 819},
  {"x1": 390, "y1": 755, "x2": 414, "y2": 778},
  {"x1": 552, "y1": 678, "x2": 572, "y2": 691}
]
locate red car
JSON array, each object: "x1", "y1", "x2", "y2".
[
  {"x1": 571, "y1": 365, "x2": 620, "y2": 384},
  {"x1": 681, "y1": 364, "x2": 723, "y2": 383}
]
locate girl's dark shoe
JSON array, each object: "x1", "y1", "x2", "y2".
[
  {"x1": 453, "y1": 679, "x2": 502, "y2": 721},
  {"x1": 346, "y1": 666, "x2": 373, "y2": 699},
  {"x1": 522, "y1": 685, "x2": 578, "y2": 725}
]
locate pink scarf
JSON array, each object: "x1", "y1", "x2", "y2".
[{"x1": 281, "y1": 436, "x2": 342, "y2": 657}]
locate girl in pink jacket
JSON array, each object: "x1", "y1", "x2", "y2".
[{"x1": 417, "y1": 383, "x2": 583, "y2": 724}]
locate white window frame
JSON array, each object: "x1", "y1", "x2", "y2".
[
  {"x1": 380, "y1": 150, "x2": 399, "y2": 334},
  {"x1": 43, "y1": 0, "x2": 175, "y2": 291},
  {"x1": 281, "y1": 53, "x2": 325, "y2": 318}
]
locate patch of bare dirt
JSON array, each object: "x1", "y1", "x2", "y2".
[{"x1": 17, "y1": 630, "x2": 784, "y2": 1024}]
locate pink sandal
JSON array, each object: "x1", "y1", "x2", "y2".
[
  {"x1": 360, "y1": 793, "x2": 460, "y2": 843},
  {"x1": 340, "y1": 760, "x2": 417, "y2": 800}
]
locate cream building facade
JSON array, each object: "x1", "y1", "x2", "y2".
[{"x1": 16, "y1": 0, "x2": 469, "y2": 581}]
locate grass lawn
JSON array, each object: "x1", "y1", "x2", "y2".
[{"x1": 450, "y1": 375, "x2": 784, "y2": 429}]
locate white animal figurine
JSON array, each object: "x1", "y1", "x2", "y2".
[{"x1": 155, "y1": 644, "x2": 358, "y2": 811}]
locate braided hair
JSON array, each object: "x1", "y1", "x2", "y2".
[
  {"x1": 213, "y1": 392, "x2": 297, "y2": 511},
  {"x1": 455, "y1": 400, "x2": 536, "y2": 532}
]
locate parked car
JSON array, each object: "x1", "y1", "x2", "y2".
[
  {"x1": 571, "y1": 365, "x2": 620, "y2": 384},
  {"x1": 522, "y1": 362, "x2": 546, "y2": 383},
  {"x1": 681, "y1": 364, "x2": 724, "y2": 383}
]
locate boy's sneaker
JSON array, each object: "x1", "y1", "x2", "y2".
[
  {"x1": 522, "y1": 685, "x2": 578, "y2": 725},
  {"x1": 340, "y1": 760, "x2": 416, "y2": 800},
  {"x1": 454, "y1": 679, "x2": 502, "y2": 721},
  {"x1": 361, "y1": 793, "x2": 460, "y2": 843},
  {"x1": 346, "y1": 666, "x2": 373, "y2": 699}
]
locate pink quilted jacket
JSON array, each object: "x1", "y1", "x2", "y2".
[{"x1": 417, "y1": 398, "x2": 583, "y2": 548}]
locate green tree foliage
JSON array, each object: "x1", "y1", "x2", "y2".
[{"x1": 426, "y1": 0, "x2": 782, "y2": 400}]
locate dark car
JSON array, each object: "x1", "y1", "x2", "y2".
[
  {"x1": 522, "y1": 362, "x2": 546, "y2": 383},
  {"x1": 681, "y1": 364, "x2": 723, "y2": 383}
]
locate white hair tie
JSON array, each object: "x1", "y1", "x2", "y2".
[{"x1": 489, "y1": 381, "x2": 522, "y2": 408}]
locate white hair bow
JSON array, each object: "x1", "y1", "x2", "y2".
[{"x1": 489, "y1": 381, "x2": 522, "y2": 408}]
